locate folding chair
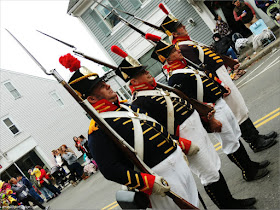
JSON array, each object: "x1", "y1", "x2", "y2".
[{"x1": 249, "y1": 19, "x2": 276, "y2": 49}]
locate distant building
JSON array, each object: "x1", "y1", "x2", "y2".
[
  {"x1": 67, "y1": 0, "x2": 216, "y2": 77},
  {"x1": 67, "y1": 0, "x2": 275, "y2": 81},
  {"x1": 0, "y1": 69, "x2": 118, "y2": 181}
]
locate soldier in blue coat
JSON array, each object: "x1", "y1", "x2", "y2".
[
  {"x1": 111, "y1": 46, "x2": 258, "y2": 209},
  {"x1": 59, "y1": 53, "x2": 199, "y2": 209},
  {"x1": 145, "y1": 38, "x2": 271, "y2": 208}
]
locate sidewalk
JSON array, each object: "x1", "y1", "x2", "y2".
[{"x1": 239, "y1": 26, "x2": 280, "y2": 70}]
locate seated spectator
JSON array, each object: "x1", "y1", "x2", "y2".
[
  {"x1": 233, "y1": 0, "x2": 258, "y2": 29},
  {"x1": 212, "y1": 33, "x2": 238, "y2": 59},
  {"x1": 212, "y1": 33, "x2": 246, "y2": 80}
]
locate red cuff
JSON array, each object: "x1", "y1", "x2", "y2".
[
  {"x1": 214, "y1": 77, "x2": 222, "y2": 84},
  {"x1": 179, "y1": 137, "x2": 192, "y2": 154},
  {"x1": 139, "y1": 173, "x2": 156, "y2": 195}
]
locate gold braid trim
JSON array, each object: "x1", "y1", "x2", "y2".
[
  {"x1": 69, "y1": 73, "x2": 99, "y2": 85},
  {"x1": 162, "y1": 18, "x2": 178, "y2": 26}
]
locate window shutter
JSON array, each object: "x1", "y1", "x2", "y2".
[
  {"x1": 90, "y1": 10, "x2": 111, "y2": 36},
  {"x1": 109, "y1": 0, "x2": 129, "y2": 19},
  {"x1": 128, "y1": 0, "x2": 141, "y2": 10}
]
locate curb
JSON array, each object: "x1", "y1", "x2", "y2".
[{"x1": 239, "y1": 38, "x2": 280, "y2": 69}]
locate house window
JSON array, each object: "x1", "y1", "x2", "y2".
[
  {"x1": 2, "y1": 117, "x2": 20, "y2": 135},
  {"x1": 128, "y1": 0, "x2": 147, "y2": 9},
  {"x1": 3, "y1": 81, "x2": 21, "y2": 99},
  {"x1": 90, "y1": 0, "x2": 128, "y2": 35},
  {"x1": 50, "y1": 92, "x2": 64, "y2": 107}
]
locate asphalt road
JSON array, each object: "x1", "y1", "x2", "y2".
[{"x1": 42, "y1": 48, "x2": 280, "y2": 210}]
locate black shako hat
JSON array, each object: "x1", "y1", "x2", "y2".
[
  {"x1": 145, "y1": 33, "x2": 175, "y2": 64},
  {"x1": 158, "y1": 3, "x2": 182, "y2": 36},
  {"x1": 68, "y1": 67, "x2": 102, "y2": 99},
  {"x1": 159, "y1": 16, "x2": 182, "y2": 36},
  {"x1": 117, "y1": 59, "x2": 147, "y2": 82},
  {"x1": 110, "y1": 45, "x2": 147, "y2": 82},
  {"x1": 59, "y1": 53, "x2": 102, "y2": 99}
]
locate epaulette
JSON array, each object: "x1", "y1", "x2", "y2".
[
  {"x1": 120, "y1": 99, "x2": 128, "y2": 103},
  {"x1": 88, "y1": 119, "x2": 99, "y2": 135}
]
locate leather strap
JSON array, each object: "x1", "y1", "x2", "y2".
[
  {"x1": 135, "y1": 89, "x2": 178, "y2": 135},
  {"x1": 170, "y1": 68, "x2": 205, "y2": 102}
]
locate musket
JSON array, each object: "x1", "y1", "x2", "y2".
[
  {"x1": 92, "y1": 0, "x2": 161, "y2": 31},
  {"x1": 92, "y1": 2, "x2": 226, "y2": 102},
  {"x1": 8, "y1": 29, "x2": 198, "y2": 210},
  {"x1": 95, "y1": 1, "x2": 237, "y2": 70},
  {"x1": 92, "y1": 0, "x2": 156, "y2": 46},
  {"x1": 36, "y1": 30, "x2": 213, "y2": 118},
  {"x1": 91, "y1": 1, "x2": 212, "y2": 73}
]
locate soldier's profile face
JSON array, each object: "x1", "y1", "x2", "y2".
[
  {"x1": 168, "y1": 48, "x2": 184, "y2": 62},
  {"x1": 91, "y1": 81, "x2": 118, "y2": 103},
  {"x1": 133, "y1": 71, "x2": 154, "y2": 86},
  {"x1": 175, "y1": 25, "x2": 188, "y2": 37}
]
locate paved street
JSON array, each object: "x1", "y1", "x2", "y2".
[{"x1": 43, "y1": 48, "x2": 280, "y2": 210}]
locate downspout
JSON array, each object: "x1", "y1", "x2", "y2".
[{"x1": 185, "y1": 0, "x2": 216, "y2": 31}]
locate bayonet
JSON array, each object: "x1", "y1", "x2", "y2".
[
  {"x1": 93, "y1": 0, "x2": 161, "y2": 30},
  {"x1": 36, "y1": 30, "x2": 76, "y2": 49}
]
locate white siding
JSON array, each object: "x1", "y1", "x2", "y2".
[{"x1": 0, "y1": 69, "x2": 91, "y2": 170}]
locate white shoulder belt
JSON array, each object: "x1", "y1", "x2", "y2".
[
  {"x1": 178, "y1": 40, "x2": 204, "y2": 64},
  {"x1": 170, "y1": 68, "x2": 205, "y2": 102},
  {"x1": 135, "y1": 89, "x2": 179, "y2": 135},
  {"x1": 100, "y1": 104, "x2": 157, "y2": 163}
]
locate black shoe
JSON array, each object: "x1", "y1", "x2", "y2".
[
  {"x1": 253, "y1": 160, "x2": 270, "y2": 169},
  {"x1": 249, "y1": 136, "x2": 277, "y2": 153},
  {"x1": 260, "y1": 131, "x2": 277, "y2": 139},
  {"x1": 244, "y1": 168, "x2": 269, "y2": 181},
  {"x1": 236, "y1": 197, "x2": 257, "y2": 207}
]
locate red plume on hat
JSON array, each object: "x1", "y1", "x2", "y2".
[
  {"x1": 111, "y1": 45, "x2": 128, "y2": 58},
  {"x1": 145, "y1": 33, "x2": 162, "y2": 42},
  {"x1": 59, "y1": 53, "x2": 81, "y2": 72},
  {"x1": 159, "y1": 3, "x2": 169, "y2": 15}
]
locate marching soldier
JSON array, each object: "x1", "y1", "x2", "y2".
[
  {"x1": 145, "y1": 36, "x2": 271, "y2": 207},
  {"x1": 59, "y1": 53, "x2": 199, "y2": 209},
  {"x1": 111, "y1": 45, "x2": 257, "y2": 209},
  {"x1": 154, "y1": 3, "x2": 277, "y2": 153}
]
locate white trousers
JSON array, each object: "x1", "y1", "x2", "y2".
[
  {"x1": 216, "y1": 65, "x2": 249, "y2": 125},
  {"x1": 179, "y1": 110, "x2": 221, "y2": 186},
  {"x1": 211, "y1": 98, "x2": 241, "y2": 154},
  {"x1": 149, "y1": 147, "x2": 199, "y2": 209}
]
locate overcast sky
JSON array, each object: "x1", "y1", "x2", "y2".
[{"x1": 0, "y1": 0, "x2": 112, "y2": 81}]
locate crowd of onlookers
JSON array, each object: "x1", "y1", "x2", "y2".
[
  {"x1": 0, "y1": 135, "x2": 98, "y2": 209},
  {"x1": 51, "y1": 135, "x2": 98, "y2": 187},
  {"x1": 0, "y1": 167, "x2": 54, "y2": 209},
  {"x1": 210, "y1": 0, "x2": 279, "y2": 80}
]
